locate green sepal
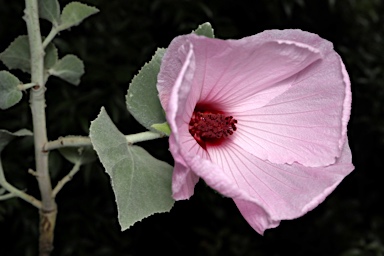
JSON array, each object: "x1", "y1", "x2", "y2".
[
  {"x1": 151, "y1": 122, "x2": 171, "y2": 136},
  {"x1": 193, "y1": 22, "x2": 215, "y2": 38}
]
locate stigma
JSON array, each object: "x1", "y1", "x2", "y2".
[{"x1": 189, "y1": 110, "x2": 238, "y2": 149}]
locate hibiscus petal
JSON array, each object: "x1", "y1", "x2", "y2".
[
  {"x1": 159, "y1": 39, "x2": 209, "y2": 200},
  {"x1": 170, "y1": 132, "x2": 207, "y2": 200},
  {"x1": 197, "y1": 39, "x2": 322, "y2": 110},
  {"x1": 209, "y1": 36, "x2": 322, "y2": 110},
  {"x1": 233, "y1": 48, "x2": 351, "y2": 167},
  {"x1": 157, "y1": 36, "x2": 201, "y2": 116},
  {"x1": 171, "y1": 161, "x2": 199, "y2": 200},
  {"x1": 203, "y1": 140, "x2": 354, "y2": 234},
  {"x1": 158, "y1": 32, "x2": 324, "y2": 113}
]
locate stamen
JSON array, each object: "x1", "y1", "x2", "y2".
[{"x1": 189, "y1": 110, "x2": 238, "y2": 149}]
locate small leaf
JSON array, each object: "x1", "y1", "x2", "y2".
[
  {"x1": 193, "y1": 22, "x2": 215, "y2": 38},
  {"x1": 59, "y1": 2, "x2": 99, "y2": 31},
  {"x1": 151, "y1": 122, "x2": 171, "y2": 136},
  {"x1": 49, "y1": 55, "x2": 84, "y2": 85},
  {"x1": 126, "y1": 48, "x2": 166, "y2": 131},
  {"x1": 0, "y1": 36, "x2": 31, "y2": 73},
  {"x1": 89, "y1": 108, "x2": 174, "y2": 230},
  {"x1": 59, "y1": 146, "x2": 97, "y2": 165},
  {"x1": 44, "y1": 43, "x2": 58, "y2": 70},
  {"x1": 0, "y1": 36, "x2": 57, "y2": 74},
  {"x1": 0, "y1": 71, "x2": 22, "y2": 110},
  {"x1": 38, "y1": 0, "x2": 60, "y2": 25},
  {"x1": 0, "y1": 129, "x2": 32, "y2": 153}
]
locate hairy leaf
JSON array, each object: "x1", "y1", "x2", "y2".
[
  {"x1": 38, "y1": 0, "x2": 60, "y2": 25},
  {"x1": 44, "y1": 43, "x2": 58, "y2": 70},
  {"x1": 59, "y1": 146, "x2": 97, "y2": 165},
  {"x1": 59, "y1": 2, "x2": 99, "y2": 31},
  {"x1": 0, "y1": 129, "x2": 33, "y2": 153},
  {"x1": 126, "y1": 48, "x2": 166, "y2": 131},
  {"x1": 0, "y1": 36, "x2": 31, "y2": 73},
  {"x1": 0, "y1": 35, "x2": 60, "y2": 74},
  {"x1": 89, "y1": 108, "x2": 174, "y2": 230},
  {"x1": 0, "y1": 71, "x2": 22, "y2": 110},
  {"x1": 49, "y1": 54, "x2": 84, "y2": 85}
]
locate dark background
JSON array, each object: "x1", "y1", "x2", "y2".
[{"x1": 0, "y1": 0, "x2": 383, "y2": 255}]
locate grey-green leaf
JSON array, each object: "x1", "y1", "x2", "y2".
[
  {"x1": 126, "y1": 48, "x2": 166, "y2": 131},
  {"x1": 89, "y1": 108, "x2": 174, "y2": 230},
  {"x1": 38, "y1": 0, "x2": 60, "y2": 25},
  {"x1": 59, "y1": 146, "x2": 97, "y2": 165},
  {"x1": 58, "y1": 2, "x2": 99, "y2": 31},
  {"x1": 0, "y1": 129, "x2": 33, "y2": 153},
  {"x1": 49, "y1": 54, "x2": 84, "y2": 85},
  {"x1": 0, "y1": 71, "x2": 22, "y2": 110},
  {"x1": 44, "y1": 43, "x2": 59, "y2": 70},
  {"x1": 193, "y1": 22, "x2": 215, "y2": 38},
  {"x1": 0, "y1": 36, "x2": 58, "y2": 74},
  {"x1": 0, "y1": 35, "x2": 31, "y2": 73}
]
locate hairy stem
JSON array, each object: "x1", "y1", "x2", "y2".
[
  {"x1": 42, "y1": 27, "x2": 59, "y2": 49},
  {"x1": 44, "y1": 131, "x2": 165, "y2": 151},
  {"x1": 17, "y1": 82, "x2": 38, "y2": 91},
  {"x1": 52, "y1": 161, "x2": 81, "y2": 198},
  {"x1": 125, "y1": 131, "x2": 164, "y2": 144},
  {"x1": 0, "y1": 164, "x2": 42, "y2": 208},
  {"x1": 24, "y1": 0, "x2": 57, "y2": 255},
  {"x1": 44, "y1": 136, "x2": 91, "y2": 151}
]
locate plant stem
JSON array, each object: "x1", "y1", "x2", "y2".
[
  {"x1": 52, "y1": 161, "x2": 81, "y2": 198},
  {"x1": 44, "y1": 136, "x2": 91, "y2": 151},
  {"x1": 125, "y1": 131, "x2": 164, "y2": 145},
  {"x1": 42, "y1": 27, "x2": 59, "y2": 49},
  {"x1": 44, "y1": 131, "x2": 165, "y2": 151},
  {"x1": 0, "y1": 164, "x2": 42, "y2": 208},
  {"x1": 17, "y1": 82, "x2": 38, "y2": 91},
  {"x1": 0, "y1": 193, "x2": 16, "y2": 200},
  {"x1": 24, "y1": 1, "x2": 57, "y2": 255}
]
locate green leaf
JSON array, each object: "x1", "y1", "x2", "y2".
[
  {"x1": 126, "y1": 48, "x2": 166, "y2": 131},
  {"x1": 0, "y1": 71, "x2": 22, "y2": 110},
  {"x1": 58, "y1": 2, "x2": 99, "y2": 31},
  {"x1": 0, "y1": 36, "x2": 58, "y2": 74},
  {"x1": 0, "y1": 36, "x2": 31, "y2": 73},
  {"x1": 193, "y1": 22, "x2": 215, "y2": 38},
  {"x1": 89, "y1": 108, "x2": 174, "y2": 230},
  {"x1": 49, "y1": 54, "x2": 84, "y2": 85},
  {"x1": 38, "y1": 0, "x2": 60, "y2": 25},
  {"x1": 44, "y1": 43, "x2": 58, "y2": 70},
  {"x1": 151, "y1": 122, "x2": 171, "y2": 136},
  {"x1": 0, "y1": 129, "x2": 32, "y2": 153},
  {"x1": 59, "y1": 146, "x2": 97, "y2": 165}
]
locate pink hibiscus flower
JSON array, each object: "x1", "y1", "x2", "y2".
[{"x1": 156, "y1": 29, "x2": 354, "y2": 234}]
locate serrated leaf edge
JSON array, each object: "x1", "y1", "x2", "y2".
[
  {"x1": 125, "y1": 48, "x2": 166, "y2": 130},
  {"x1": 0, "y1": 35, "x2": 31, "y2": 73},
  {"x1": 58, "y1": 2, "x2": 99, "y2": 31}
]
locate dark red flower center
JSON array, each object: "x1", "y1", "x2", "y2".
[{"x1": 189, "y1": 110, "x2": 238, "y2": 149}]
